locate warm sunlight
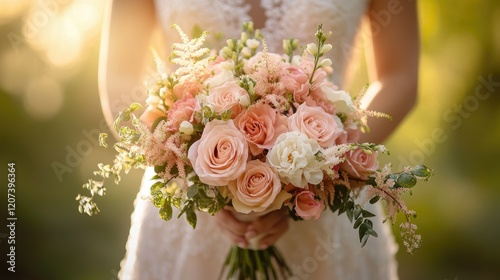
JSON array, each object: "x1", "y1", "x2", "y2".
[{"x1": 0, "y1": 0, "x2": 105, "y2": 120}]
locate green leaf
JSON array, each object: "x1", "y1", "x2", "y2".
[
  {"x1": 150, "y1": 181, "x2": 164, "y2": 196},
  {"x1": 412, "y1": 165, "x2": 433, "y2": 178},
  {"x1": 159, "y1": 199, "x2": 173, "y2": 221},
  {"x1": 369, "y1": 195, "x2": 380, "y2": 204},
  {"x1": 353, "y1": 217, "x2": 363, "y2": 229},
  {"x1": 353, "y1": 205, "x2": 362, "y2": 220},
  {"x1": 346, "y1": 207, "x2": 353, "y2": 222},
  {"x1": 187, "y1": 184, "x2": 199, "y2": 199},
  {"x1": 186, "y1": 208, "x2": 197, "y2": 228},
  {"x1": 362, "y1": 210, "x2": 376, "y2": 218},
  {"x1": 129, "y1": 102, "x2": 142, "y2": 112},
  {"x1": 397, "y1": 173, "x2": 417, "y2": 188},
  {"x1": 359, "y1": 223, "x2": 370, "y2": 247}
]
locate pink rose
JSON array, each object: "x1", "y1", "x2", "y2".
[
  {"x1": 166, "y1": 96, "x2": 199, "y2": 132},
  {"x1": 341, "y1": 147, "x2": 379, "y2": 180},
  {"x1": 228, "y1": 160, "x2": 291, "y2": 213},
  {"x1": 309, "y1": 87, "x2": 336, "y2": 115},
  {"x1": 336, "y1": 123, "x2": 360, "y2": 144},
  {"x1": 288, "y1": 103, "x2": 345, "y2": 148},
  {"x1": 188, "y1": 120, "x2": 248, "y2": 186},
  {"x1": 206, "y1": 81, "x2": 248, "y2": 118},
  {"x1": 282, "y1": 67, "x2": 311, "y2": 104},
  {"x1": 294, "y1": 191, "x2": 322, "y2": 220},
  {"x1": 140, "y1": 107, "x2": 167, "y2": 131},
  {"x1": 234, "y1": 103, "x2": 289, "y2": 156}
]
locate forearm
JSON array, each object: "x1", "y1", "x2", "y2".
[
  {"x1": 358, "y1": 74, "x2": 418, "y2": 144},
  {"x1": 98, "y1": 0, "x2": 157, "y2": 134},
  {"x1": 359, "y1": 0, "x2": 420, "y2": 144}
]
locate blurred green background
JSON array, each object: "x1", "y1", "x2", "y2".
[{"x1": 0, "y1": 0, "x2": 499, "y2": 279}]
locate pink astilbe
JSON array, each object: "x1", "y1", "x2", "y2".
[
  {"x1": 143, "y1": 122, "x2": 188, "y2": 181},
  {"x1": 362, "y1": 164, "x2": 422, "y2": 253},
  {"x1": 249, "y1": 49, "x2": 286, "y2": 98},
  {"x1": 400, "y1": 221, "x2": 422, "y2": 254}
]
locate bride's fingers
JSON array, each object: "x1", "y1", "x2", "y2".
[
  {"x1": 214, "y1": 209, "x2": 249, "y2": 247},
  {"x1": 257, "y1": 216, "x2": 289, "y2": 249},
  {"x1": 246, "y1": 209, "x2": 288, "y2": 237}
]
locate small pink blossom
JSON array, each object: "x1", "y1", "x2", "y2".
[
  {"x1": 282, "y1": 67, "x2": 310, "y2": 104},
  {"x1": 166, "y1": 96, "x2": 200, "y2": 132},
  {"x1": 294, "y1": 191, "x2": 322, "y2": 220}
]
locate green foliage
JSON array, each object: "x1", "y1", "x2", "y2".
[
  {"x1": 76, "y1": 103, "x2": 147, "y2": 217},
  {"x1": 326, "y1": 184, "x2": 379, "y2": 247}
]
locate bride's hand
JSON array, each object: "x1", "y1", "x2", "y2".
[
  {"x1": 214, "y1": 207, "x2": 290, "y2": 249},
  {"x1": 246, "y1": 208, "x2": 289, "y2": 249},
  {"x1": 214, "y1": 208, "x2": 251, "y2": 248}
]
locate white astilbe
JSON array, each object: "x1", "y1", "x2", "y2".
[{"x1": 170, "y1": 24, "x2": 214, "y2": 83}]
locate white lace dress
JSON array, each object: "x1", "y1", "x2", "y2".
[{"x1": 119, "y1": 1, "x2": 399, "y2": 279}]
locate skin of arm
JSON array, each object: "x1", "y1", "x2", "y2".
[
  {"x1": 359, "y1": 0, "x2": 420, "y2": 144},
  {"x1": 98, "y1": 0, "x2": 156, "y2": 136}
]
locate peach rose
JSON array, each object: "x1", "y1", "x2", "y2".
[
  {"x1": 206, "y1": 81, "x2": 248, "y2": 118},
  {"x1": 341, "y1": 147, "x2": 379, "y2": 180},
  {"x1": 234, "y1": 103, "x2": 289, "y2": 156},
  {"x1": 294, "y1": 191, "x2": 323, "y2": 220},
  {"x1": 187, "y1": 120, "x2": 248, "y2": 186},
  {"x1": 166, "y1": 96, "x2": 199, "y2": 132},
  {"x1": 228, "y1": 160, "x2": 291, "y2": 214},
  {"x1": 140, "y1": 107, "x2": 167, "y2": 132},
  {"x1": 288, "y1": 103, "x2": 345, "y2": 148}
]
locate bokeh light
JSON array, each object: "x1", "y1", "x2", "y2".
[{"x1": 23, "y1": 74, "x2": 64, "y2": 120}]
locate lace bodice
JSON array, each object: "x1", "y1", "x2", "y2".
[{"x1": 154, "y1": 0, "x2": 369, "y2": 86}]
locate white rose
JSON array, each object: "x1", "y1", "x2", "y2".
[
  {"x1": 204, "y1": 70, "x2": 235, "y2": 89},
  {"x1": 266, "y1": 131, "x2": 324, "y2": 188},
  {"x1": 322, "y1": 86, "x2": 356, "y2": 114}
]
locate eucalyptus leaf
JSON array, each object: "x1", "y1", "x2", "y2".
[
  {"x1": 369, "y1": 195, "x2": 380, "y2": 204},
  {"x1": 362, "y1": 210, "x2": 376, "y2": 218},
  {"x1": 397, "y1": 173, "x2": 417, "y2": 188},
  {"x1": 354, "y1": 217, "x2": 363, "y2": 229},
  {"x1": 412, "y1": 165, "x2": 433, "y2": 178},
  {"x1": 353, "y1": 205, "x2": 362, "y2": 220}
]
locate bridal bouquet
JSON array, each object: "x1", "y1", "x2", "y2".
[{"x1": 77, "y1": 22, "x2": 432, "y2": 279}]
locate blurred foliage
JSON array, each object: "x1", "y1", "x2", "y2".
[{"x1": 0, "y1": 0, "x2": 499, "y2": 279}]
